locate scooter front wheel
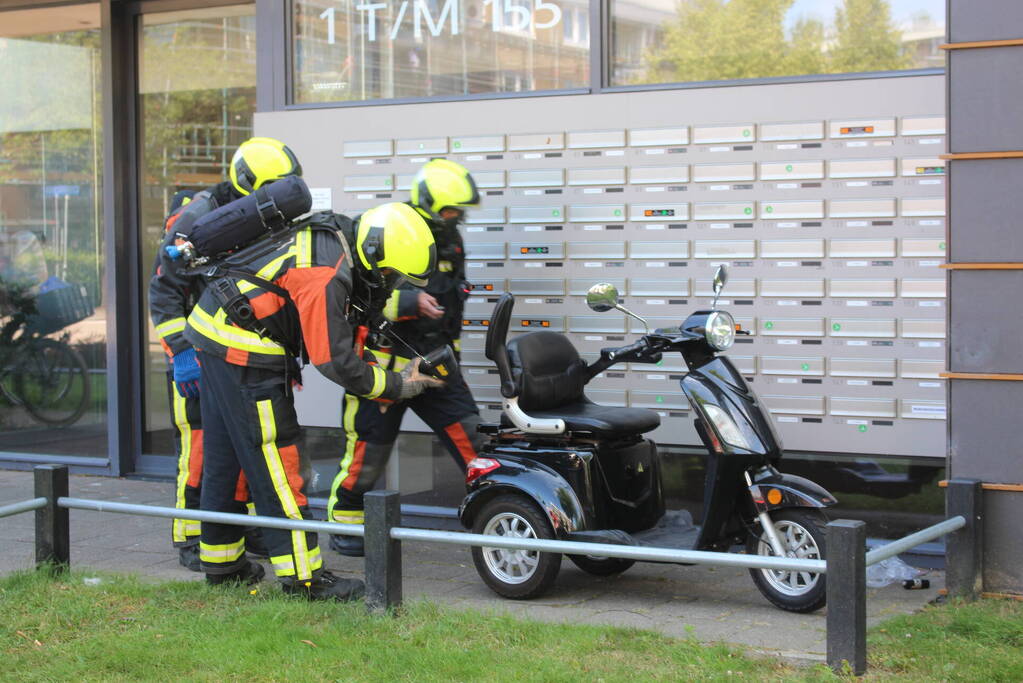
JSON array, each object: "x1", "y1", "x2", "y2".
[
  {"x1": 746, "y1": 509, "x2": 827, "y2": 613},
  {"x1": 471, "y1": 494, "x2": 561, "y2": 600}
]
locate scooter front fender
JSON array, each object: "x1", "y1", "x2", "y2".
[
  {"x1": 459, "y1": 458, "x2": 586, "y2": 539},
  {"x1": 750, "y1": 472, "x2": 838, "y2": 513}
]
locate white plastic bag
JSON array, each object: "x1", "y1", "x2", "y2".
[{"x1": 866, "y1": 556, "x2": 924, "y2": 588}]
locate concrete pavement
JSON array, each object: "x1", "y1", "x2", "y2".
[{"x1": 0, "y1": 469, "x2": 942, "y2": 663}]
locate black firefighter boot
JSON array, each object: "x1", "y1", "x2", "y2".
[
  {"x1": 328, "y1": 533, "x2": 365, "y2": 557},
  {"x1": 282, "y1": 571, "x2": 365, "y2": 602},
  {"x1": 205, "y1": 559, "x2": 266, "y2": 586}
]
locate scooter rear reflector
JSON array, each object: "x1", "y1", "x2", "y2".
[{"x1": 466, "y1": 458, "x2": 501, "y2": 484}]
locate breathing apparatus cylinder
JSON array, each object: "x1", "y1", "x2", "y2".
[{"x1": 165, "y1": 175, "x2": 312, "y2": 263}]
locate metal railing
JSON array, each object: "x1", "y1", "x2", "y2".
[{"x1": 3, "y1": 465, "x2": 984, "y2": 676}]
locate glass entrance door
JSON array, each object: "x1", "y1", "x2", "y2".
[
  {"x1": 0, "y1": 4, "x2": 108, "y2": 457},
  {"x1": 138, "y1": 5, "x2": 256, "y2": 459}
]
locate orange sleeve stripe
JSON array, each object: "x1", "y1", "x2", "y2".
[
  {"x1": 234, "y1": 471, "x2": 249, "y2": 503},
  {"x1": 225, "y1": 346, "x2": 250, "y2": 366},
  {"x1": 444, "y1": 422, "x2": 478, "y2": 465},
  {"x1": 160, "y1": 338, "x2": 174, "y2": 358},
  {"x1": 278, "y1": 443, "x2": 308, "y2": 507},
  {"x1": 187, "y1": 429, "x2": 204, "y2": 488},
  {"x1": 277, "y1": 265, "x2": 337, "y2": 365},
  {"x1": 341, "y1": 441, "x2": 366, "y2": 492},
  {"x1": 249, "y1": 290, "x2": 287, "y2": 320}
]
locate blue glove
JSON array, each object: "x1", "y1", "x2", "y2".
[{"x1": 172, "y1": 348, "x2": 201, "y2": 398}]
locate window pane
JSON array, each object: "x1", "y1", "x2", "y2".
[
  {"x1": 0, "y1": 4, "x2": 108, "y2": 456},
  {"x1": 612, "y1": 0, "x2": 945, "y2": 87},
  {"x1": 293, "y1": 0, "x2": 590, "y2": 104},
  {"x1": 138, "y1": 6, "x2": 256, "y2": 456}
]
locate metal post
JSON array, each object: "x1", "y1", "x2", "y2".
[
  {"x1": 946, "y1": 479, "x2": 983, "y2": 600},
  {"x1": 826, "y1": 519, "x2": 866, "y2": 676},
  {"x1": 364, "y1": 490, "x2": 402, "y2": 614},
  {"x1": 34, "y1": 465, "x2": 70, "y2": 574}
]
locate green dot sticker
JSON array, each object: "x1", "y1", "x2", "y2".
[
  {"x1": 764, "y1": 321, "x2": 774, "y2": 330},
  {"x1": 765, "y1": 206, "x2": 774, "y2": 214},
  {"x1": 385, "y1": 178, "x2": 392, "y2": 186},
  {"x1": 453, "y1": 141, "x2": 461, "y2": 149},
  {"x1": 857, "y1": 424, "x2": 868, "y2": 433},
  {"x1": 656, "y1": 359, "x2": 663, "y2": 366},
  {"x1": 785, "y1": 164, "x2": 793, "y2": 172},
  {"x1": 553, "y1": 209, "x2": 561, "y2": 217},
  {"x1": 832, "y1": 323, "x2": 841, "y2": 331},
  {"x1": 418, "y1": 143, "x2": 425, "y2": 149},
  {"x1": 744, "y1": 207, "x2": 753, "y2": 215},
  {"x1": 801, "y1": 363, "x2": 810, "y2": 371},
  {"x1": 939, "y1": 242, "x2": 946, "y2": 250},
  {"x1": 614, "y1": 209, "x2": 622, "y2": 216},
  {"x1": 655, "y1": 395, "x2": 664, "y2": 403},
  {"x1": 743, "y1": 129, "x2": 751, "y2": 137}
]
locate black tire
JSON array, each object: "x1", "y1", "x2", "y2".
[
  {"x1": 746, "y1": 508, "x2": 827, "y2": 613},
  {"x1": 568, "y1": 554, "x2": 635, "y2": 577},
  {"x1": 470, "y1": 494, "x2": 561, "y2": 600},
  {"x1": 15, "y1": 339, "x2": 91, "y2": 427}
]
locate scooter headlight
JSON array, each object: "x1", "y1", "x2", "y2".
[
  {"x1": 705, "y1": 311, "x2": 736, "y2": 351},
  {"x1": 703, "y1": 404, "x2": 751, "y2": 450}
]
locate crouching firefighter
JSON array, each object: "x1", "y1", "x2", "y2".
[
  {"x1": 183, "y1": 201, "x2": 443, "y2": 601},
  {"x1": 327, "y1": 158, "x2": 487, "y2": 557}
]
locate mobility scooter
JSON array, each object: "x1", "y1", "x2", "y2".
[{"x1": 459, "y1": 267, "x2": 837, "y2": 612}]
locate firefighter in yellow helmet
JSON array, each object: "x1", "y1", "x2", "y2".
[
  {"x1": 183, "y1": 200, "x2": 442, "y2": 599},
  {"x1": 149, "y1": 137, "x2": 301, "y2": 572},
  {"x1": 327, "y1": 158, "x2": 485, "y2": 556}
]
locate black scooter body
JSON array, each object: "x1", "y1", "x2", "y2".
[
  {"x1": 461, "y1": 287, "x2": 837, "y2": 609},
  {"x1": 460, "y1": 435, "x2": 664, "y2": 539}
]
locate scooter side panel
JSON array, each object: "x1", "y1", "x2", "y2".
[{"x1": 460, "y1": 455, "x2": 587, "y2": 537}]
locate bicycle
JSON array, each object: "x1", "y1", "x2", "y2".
[{"x1": 0, "y1": 280, "x2": 91, "y2": 427}]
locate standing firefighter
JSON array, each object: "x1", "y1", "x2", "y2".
[
  {"x1": 149, "y1": 137, "x2": 301, "y2": 571},
  {"x1": 184, "y1": 202, "x2": 443, "y2": 600},
  {"x1": 327, "y1": 159, "x2": 486, "y2": 557}
]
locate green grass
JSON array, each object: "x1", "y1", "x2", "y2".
[{"x1": 1, "y1": 569, "x2": 1020, "y2": 681}]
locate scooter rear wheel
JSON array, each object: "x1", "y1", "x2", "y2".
[
  {"x1": 746, "y1": 508, "x2": 827, "y2": 613},
  {"x1": 568, "y1": 555, "x2": 636, "y2": 576},
  {"x1": 471, "y1": 494, "x2": 561, "y2": 600}
]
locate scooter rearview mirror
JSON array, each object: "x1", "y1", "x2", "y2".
[
  {"x1": 712, "y1": 265, "x2": 728, "y2": 295},
  {"x1": 711, "y1": 265, "x2": 729, "y2": 309},
  {"x1": 586, "y1": 282, "x2": 650, "y2": 334},
  {"x1": 586, "y1": 282, "x2": 620, "y2": 312}
]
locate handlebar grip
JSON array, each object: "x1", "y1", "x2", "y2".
[{"x1": 610, "y1": 339, "x2": 647, "y2": 359}]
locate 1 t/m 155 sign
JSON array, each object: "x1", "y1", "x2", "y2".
[{"x1": 319, "y1": 0, "x2": 562, "y2": 43}]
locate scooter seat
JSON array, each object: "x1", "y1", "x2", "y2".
[{"x1": 501, "y1": 398, "x2": 661, "y2": 437}]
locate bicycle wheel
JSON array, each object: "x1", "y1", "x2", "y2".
[{"x1": 14, "y1": 339, "x2": 91, "y2": 427}]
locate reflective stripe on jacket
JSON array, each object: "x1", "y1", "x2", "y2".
[{"x1": 183, "y1": 213, "x2": 403, "y2": 401}]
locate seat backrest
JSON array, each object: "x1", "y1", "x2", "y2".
[
  {"x1": 507, "y1": 331, "x2": 587, "y2": 411},
  {"x1": 485, "y1": 292, "x2": 518, "y2": 398}
]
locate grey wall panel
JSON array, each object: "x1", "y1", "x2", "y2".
[
  {"x1": 949, "y1": 47, "x2": 1023, "y2": 153},
  {"x1": 949, "y1": 380, "x2": 1023, "y2": 480},
  {"x1": 982, "y1": 493, "x2": 1023, "y2": 594},
  {"x1": 950, "y1": 270, "x2": 1023, "y2": 373},
  {"x1": 257, "y1": 74, "x2": 946, "y2": 458},
  {"x1": 949, "y1": 159, "x2": 1023, "y2": 262},
  {"x1": 949, "y1": 0, "x2": 1023, "y2": 43}
]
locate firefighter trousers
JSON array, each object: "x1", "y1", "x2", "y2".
[
  {"x1": 167, "y1": 371, "x2": 203, "y2": 547},
  {"x1": 326, "y1": 377, "x2": 485, "y2": 526},
  {"x1": 197, "y1": 352, "x2": 322, "y2": 581}
]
